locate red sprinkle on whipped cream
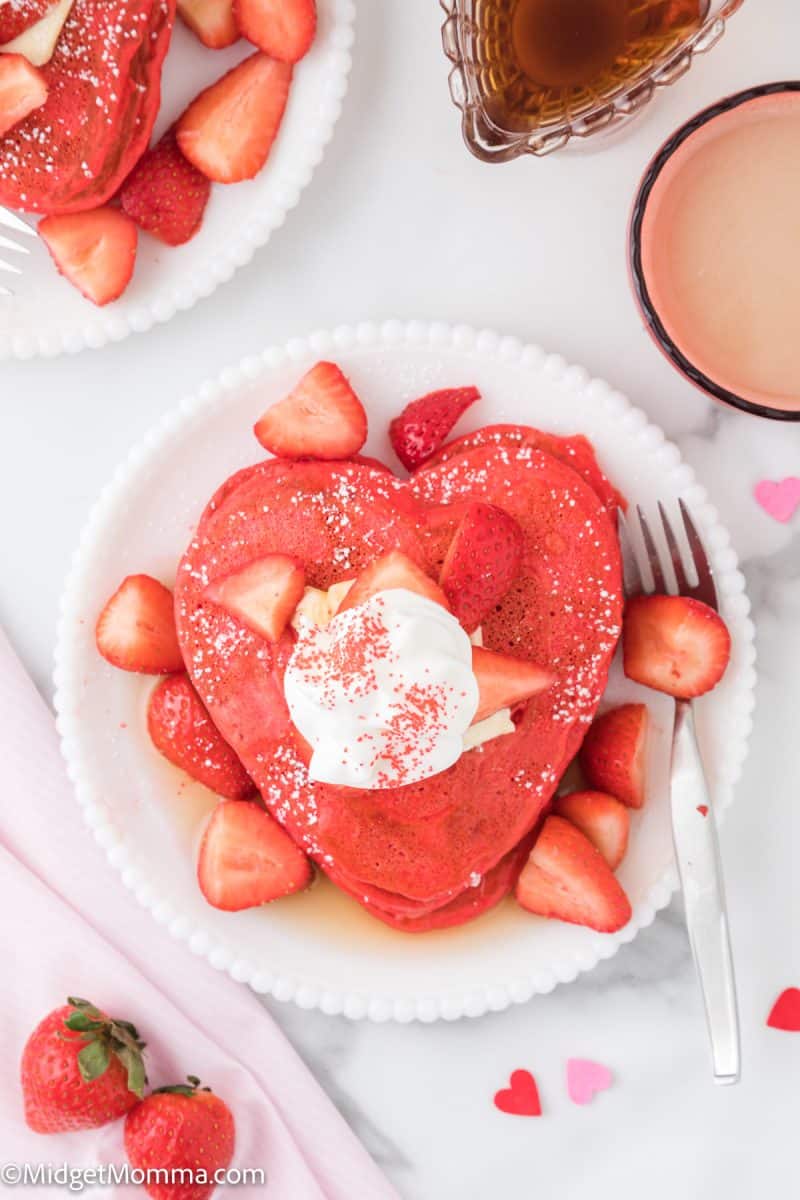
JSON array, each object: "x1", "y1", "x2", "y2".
[{"x1": 284, "y1": 588, "x2": 479, "y2": 789}]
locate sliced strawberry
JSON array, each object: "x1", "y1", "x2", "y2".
[
  {"x1": 439, "y1": 501, "x2": 523, "y2": 633},
  {"x1": 579, "y1": 703, "x2": 648, "y2": 809},
  {"x1": 148, "y1": 674, "x2": 256, "y2": 800},
  {"x1": 96, "y1": 574, "x2": 183, "y2": 674},
  {"x1": 337, "y1": 550, "x2": 449, "y2": 615},
  {"x1": 119, "y1": 129, "x2": 211, "y2": 247},
  {"x1": 177, "y1": 51, "x2": 292, "y2": 184},
  {"x1": 178, "y1": 0, "x2": 239, "y2": 48},
  {"x1": 623, "y1": 594, "x2": 731, "y2": 699},
  {"x1": 39, "y1": 208, "x2": 137, "y2": 307},
  {"x1": 553, "y1": 790, "x2": 630, "y2": 871},
  {"x1": 203, "y1": 553, "x2": 305, "y2": 642},
  {"x1": 254, "y1": 361, "x2": 368, "y2": 460},
  {"x1": 197, "y1": 800, "x2": 312, "y2": 910},
  {"x1": 471, "y1": 645, "x2": 552, "y2": 722},
  {"x1": 389, "y1": 386, "x2": 480, "y2": 471},
  {"x1": 0, "y1": 1, "x2": 51, "y2": 44},
  {"x1": 0, "y1": 53, "x2": 47, "y2": 136},
  {"x1": 234, "y1": 0, "x2": 316, "y2": 63},
  {"x1": 515, "y1": 815, "x2": 632, "y2": 933}
]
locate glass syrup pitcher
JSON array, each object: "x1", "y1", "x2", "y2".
[{"x1": 441, "y1": 0, "x2": 747, "y2": 160}]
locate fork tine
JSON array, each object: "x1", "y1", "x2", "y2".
[
  {"x1": 0, "y1": 207, "x2": 35, "y2": 237},
  {"x1": 680, "y1": 499, "x2": 718, "y2": 610},
  {"x1": 636, "y1": 505, "x2": 668, "y2": 593},
  {"x1": 0, "y1": 258, "x2": 22, "y2": 275},
  {"x1": 617, "y1": 508, "x2": 645, "y2": 595},
  {"x1": 658, "y1": 501, "x2": 691, "y2": 593},
  {"x1": 0, "y1": 233, "x2": 29, "y2": 255}
]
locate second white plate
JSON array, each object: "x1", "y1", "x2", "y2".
[
  {"x1": 0, "y1": 0, "x2": 355, "y2": 360},
  {"x1": 54, "y1": 321, "x2": 757, "y2": 1021}
]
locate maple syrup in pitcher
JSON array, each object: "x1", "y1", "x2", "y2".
[{"x1": 477, "y1": 0, "x2": 709, "y2": 132}]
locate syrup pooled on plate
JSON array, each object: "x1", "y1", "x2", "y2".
[{"x1": 476, "y1": 0, "x2": 709, "y2": 132}]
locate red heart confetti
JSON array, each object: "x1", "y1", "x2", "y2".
[
  {"x1": 767, "y1": 988, "x2": 800, "y2": 1032},
  {"x1": 494, "y1": 1069, "x2": 542, "y2": 1117},
  {"x1": 697, "y1": 805, "x2": 709, "y2": 817}
]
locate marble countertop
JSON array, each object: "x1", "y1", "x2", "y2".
[{"x1": 1, "y1": 1, "x2": 798, "y2": 1197}]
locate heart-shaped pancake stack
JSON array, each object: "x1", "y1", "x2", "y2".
[
  {"x1": 174, "y1": 426, "x2": 623, "y2": 931},
  {"x1": 0, "y1": 0, "x2": 175, "y2": 215}
]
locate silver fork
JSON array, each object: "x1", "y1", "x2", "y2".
[
  {"x1": 0, "y1": 207, "x2": 36, "y2": 295},
  {"x1": 618, "y1": 500, "x2": 740, "y2": 1086}
]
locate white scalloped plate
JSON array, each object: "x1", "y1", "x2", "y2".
[
  {"x1": 54, "y1": 322, "x2": 757, "y2": 1022},
  {"x1": 0, "y1": 1, "x2": 354, "y2": 360}
]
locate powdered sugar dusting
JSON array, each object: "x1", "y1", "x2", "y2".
[{"x1": 0, "y1": 0, "x2": 174, "y2": 214}]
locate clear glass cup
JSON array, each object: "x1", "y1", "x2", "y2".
[{"x1": 440, "y1": 0, "x2": 747, "y2": 161}]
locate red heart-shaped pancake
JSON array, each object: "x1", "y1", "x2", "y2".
[
  {"x1": 0, "y1": 0, "x2": 175, "y2": 216},
  {"x1": 175, "y1": 432, "x2": 622, "y2": 930},
  {"x1": 0, "y1": 0, "x2": 53, "y2": 44},
  {"x1": 494, "y1": 1069, "x2": 542, "y2": 1117}
]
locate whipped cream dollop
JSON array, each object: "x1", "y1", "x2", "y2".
[{"x1": 284, "y1": 588, "x2": 480, "y2": 789}]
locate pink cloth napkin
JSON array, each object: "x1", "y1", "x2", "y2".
[{"x1": 0, "y1": 627, "x2": 399, "y2": 1199}]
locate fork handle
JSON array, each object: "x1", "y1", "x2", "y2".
[{"x1": 670, "y1": 700, "x2": 741, "y2": 1085}]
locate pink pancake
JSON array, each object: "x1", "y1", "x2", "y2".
[
  {"x1": 175, "y1": 442, "x2": 623, "y2": 930},
  {"x1": 419, "y1": 424, "x2": 626, "y2": 515},
  {"x1": 0, "y1": 0, "x2": 176, "y2": 215}
]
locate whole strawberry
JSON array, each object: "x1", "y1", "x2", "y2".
[
  {"x1": 125, "y1": 1077, "x2": 235, "y2": 1200},
  {"x1": 21, "y1": 997, "x2": 146, "y2": 1133}
]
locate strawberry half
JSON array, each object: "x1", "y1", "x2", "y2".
[
  {"x1": 125, "y1": 1078, "x2": 234, "y2": 1200},
  {"x1": 471, "y1": 645, "x2": 552, "y2": 722},
  {"x1": 389, "y1": 386, "x2": 480, "y2": 471},
  {"x1": 579, "y1": 703, "x2": 648, "y2": 809},
  {"x1": 147, "y1": 674, "x2": 256, "y2": 800},
  {"x1": 96, "y1": 574, "x2": 183, "y2": 675},
  {"x1": 197, "y1": 800, "x2": 312, "y2": 910},
  {"x1": 0, "y1": 53, "x2": 47, "y2": 138},
  {"x1": 234, "y1": 0, "x2": 316, "y2": 63},
  {"x1": 623, "y1": 594, "x2": 731, "y2": 699},
  {"x1": 178, "y1": 0, "x2": 239, "y2": 48},
  {"x1": 440, "y1": 501, "x2": 523, "y2": 633},
  {"x1": 337, "y1": 549, "x2": 449, "y2": 615},
  {"x1": 203, "y1": 553, "x2": 305, "y2": 642},
  {"x1": 22, "y1": 998, "x2": 146, "y2": 1134},
  {"x1": 515, "y1": 815, "x2": 632, "y2": 933},
  {"x1": 39, "y1": 208, "x2": 137, "y2": 307},
  {"x1": 120, "y1": 129, "x2": 211, "y2": 247},
  {"x1": 177, "y1": 51, "x2": 292, "y2": 184},
  {"x1": 553, "y1": 790, "x2": 630, "y2": 871},
  {"x1": 253, "y1": 361, "x2": 368, "y2": 460}
]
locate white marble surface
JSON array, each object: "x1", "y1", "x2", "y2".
[{"x1": 1, "y1": 1, "x2": 799, "y2": 1197}]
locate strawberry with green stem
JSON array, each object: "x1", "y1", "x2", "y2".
[
  {"x1": 21, "y1": 997, "x2": 147, "y2": 1133},
  {"x1": 125, "y1": 1076, "x2": 235, "y2": 1200}
]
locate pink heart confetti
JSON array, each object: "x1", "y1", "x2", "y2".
[
  {"x1": 566, "y1": 1058, "x2": 613, "y2": 1106},
  {"x1": 754, "y1": 477, "x2": 800, "y2": 524}
]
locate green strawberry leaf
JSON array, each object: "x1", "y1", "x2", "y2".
[
  {"x1": 116, "y1": 1044, "x2": 146, "y2": 1099},
  {"x1": 115, "y1": 1020, "x2": 143, "y2": 1042},
  {"x1": 77, "y1": 1038, "x2": 110, "y2": 1083},
  {"x1": 65, "y1": 1013, "x2": 104, "y2": 1033},
  {"x1": 67, "y1": 997, "x2": 102, "y2": 1019},
  {"x1": 154, "y1": 1076, "x2": 211, "y2": 1096}
]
